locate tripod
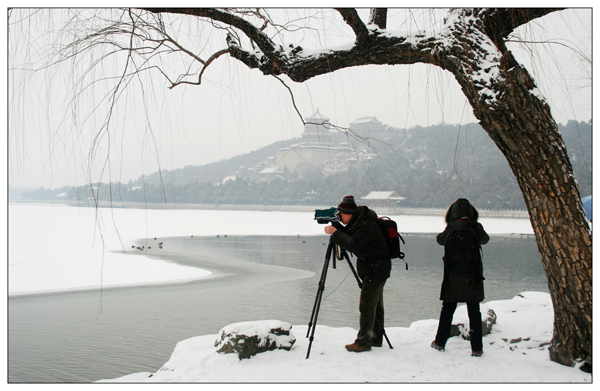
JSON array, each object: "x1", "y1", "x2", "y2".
[{"x1": 305, "y1": 237, "x2": 393, "y2": 359}]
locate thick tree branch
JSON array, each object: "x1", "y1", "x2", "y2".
[
  {"x1": 480, "y1": 8, "x2": 565, "y2": 48},
  {"x1": 226, "y1": 33, "x2": 262, "y2": 69},
  {"x1": 369, "y1": 8, "x2": 387, "y2": 29},
  {"x1": 255, "y1": 33, "x2": 431, "y2": 82},
  {"x1": 334, "y1": 8, "x2": 370, "y2": 45}
]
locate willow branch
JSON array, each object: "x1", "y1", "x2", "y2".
[{"x1": 142, "y1": 8, "x2": 279, "y2": 56}]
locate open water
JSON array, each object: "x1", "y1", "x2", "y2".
[{"x1": 8, "y1": 233, "x2": 547, "y2": 383}]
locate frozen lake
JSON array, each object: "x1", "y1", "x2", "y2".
[{"x1": 8, "y1": 231, "x2": 546, "y2": 382}]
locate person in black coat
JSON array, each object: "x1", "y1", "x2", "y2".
[
  {"x1": 324, "y1": 195, "x2": 391, "y2": 352},
  {"x1": 431, "y1": 198, "x2": 489, "y2": 357}
]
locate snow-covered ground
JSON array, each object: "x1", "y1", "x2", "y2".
[
  {"x1": 8, "y1": 203, "x2": 534, "y2": 296},
  {"x1": 10, "y1": 204, "x2": 590, "y2": 383},
  {"x1": 101, "y1": 292, "x2": 591, "y2": 383}
]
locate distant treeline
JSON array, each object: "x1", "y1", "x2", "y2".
[{"x1": 15, "y1": 120, "x2": 591, "y2": 210}]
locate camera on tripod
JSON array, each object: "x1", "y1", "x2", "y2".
[{"x1": 314, "y1": 207, "x2": 340, "y2": 224}]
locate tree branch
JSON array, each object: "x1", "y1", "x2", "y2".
[
  {"x1": 334, "y1": 8, "x2": 370, "y2": 44},
  {"x1": 168, "y1": 48, "x2": 229, "y2": 89},
  {"x1": 142, "y1": 8, "x2": 279, "y2": 56},
  {"x1": 369, "y1": 8, "x2": 387, "y2": 29},
  {"x1": 481, "y1": 8, "x2": 565, "y2": 41}
]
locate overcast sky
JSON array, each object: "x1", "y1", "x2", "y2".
[{"x1": 6, "y1": 7, "x2": 592, "y2": 189}]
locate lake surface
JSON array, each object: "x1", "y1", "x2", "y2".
[{"x1": 8, "y1": 233, "x2": 547, "y2": 383}]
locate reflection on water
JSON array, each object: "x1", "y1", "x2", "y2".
[{"x1": 9, "y1": 234, "x2": 546, "y2": 383}]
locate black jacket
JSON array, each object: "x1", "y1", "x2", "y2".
[{"x1": 330, "y1": 206, "x2": 391, "y2": 281}]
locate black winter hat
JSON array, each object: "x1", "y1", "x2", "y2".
[{"x1": 338, "y1": 195, "x2": 358, "y2": 214}]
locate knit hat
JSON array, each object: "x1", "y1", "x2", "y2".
[{"x1": 338, "y1": 195, "x2": 358, "y2": 214}]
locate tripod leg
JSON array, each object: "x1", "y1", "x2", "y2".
[
  {"x1": 306, "y1": 281, "x2": 326, "y2": 359},
  {"x1": 382, "y1": 329, "x2": 393, "y2": 349},
  {"x1": 341, "y1": 250, "x2": 362, "y2": 289},
  {"x1": 306, "y1": 243, "x2": 333, "y2": 338},
  {"x1": 306, "y1": 243, "x2": 333, "y2": 359}
]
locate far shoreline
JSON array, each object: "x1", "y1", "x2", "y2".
[
  {"x1": 9, "y1": 200, "x2": 531, "y2": 219},
  {"x1": 7, "y1": 273, "x2": 217, "y2": 299}
]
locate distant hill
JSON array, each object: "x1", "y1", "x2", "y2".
[
  {"x1": 17, "y1": 120, "x2": 591, "y2": 210},
  {"x1": 141, "y1": 140, "x2": 289, "y2": 186}
]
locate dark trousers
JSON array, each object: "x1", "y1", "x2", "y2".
[
  {"x1": 434, "y1": 301, "x2": 483, "y2": 351},
  {"x1": 355, "y1": 278, "x2": 386, "y2": 348}
]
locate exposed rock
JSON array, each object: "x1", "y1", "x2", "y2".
[
  {"x1": 450, "y1": 308, "x2": 497, "y2": 340},
  {"x1": 482, "y1": 308, "x2": 497, "y2": 335},
  {"x1": 214, "y1": 320, "x2": 296, "y2": 359},
  {"x1": 510, "y1": 337, "x2": 523, "y2": 344}
]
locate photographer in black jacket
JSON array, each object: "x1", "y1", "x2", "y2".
[{"x1": 324, "y1": 195, "x2": 391, "y2": 352}]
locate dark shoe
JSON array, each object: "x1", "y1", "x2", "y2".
[
  {"x1": 345, "y1": 342, "x2": 371, "y2": 352},
  {"x1": 372, "y1": 340, "x2": 383, "y2": 347},
  {"x1": 471, "y1": 350, "x2": 483, "y2": 357},
  {"x1": 431, "y1": 341, "x2": 445, "y2": 352}
]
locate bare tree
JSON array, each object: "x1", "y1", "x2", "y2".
[{"x1": 9, "y1": 8, "x2": 591, "y2": 370}]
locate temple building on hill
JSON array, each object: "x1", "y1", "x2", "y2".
[
  {"x1": 273, "y1": 111, "x2": 394, "y2": 178},
  {"x1": 275, "y1": 109, "x2": 348, "y2": 176},
  {"x1": 349, "y1": 116, "x2": 383, "y2": 135},
  {"x1": 301, "y1": 109, "x2": 332, "y2": 143},
  {"x1": 349, "y1": 116, "x2": 396, "y2": 140}
]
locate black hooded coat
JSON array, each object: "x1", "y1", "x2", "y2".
[{"x1": 437, "y1": 199, "x2": 489, "y2": 303}]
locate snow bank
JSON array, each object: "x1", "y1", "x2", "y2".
[
  {"x1": 8, "y1": 204, "x2": 212, "y2": 295},
  {"x1": 101, "y1": 292, "x2": 590, "y2": 383}
]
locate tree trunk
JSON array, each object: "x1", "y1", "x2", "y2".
[{"x1": 448, "y1": 47, "x2": 592, "y2": 368}]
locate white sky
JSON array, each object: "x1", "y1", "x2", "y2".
[{"x1": 5, "y1": 7, "x2": 592, "y2": 189}]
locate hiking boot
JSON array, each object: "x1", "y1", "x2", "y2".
[
  {"x1": 345, "y1": 343, "x2": 371, "y2": 352},
  {"x1": 431, "y1": 341, "x2": 445, "y2": 352},
  {"x1": 471, "y1": 350, "x2": 484, "y2": 357},
  {"x1": 372, "y1": 339, "x2": 383, "y2": 347}
]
